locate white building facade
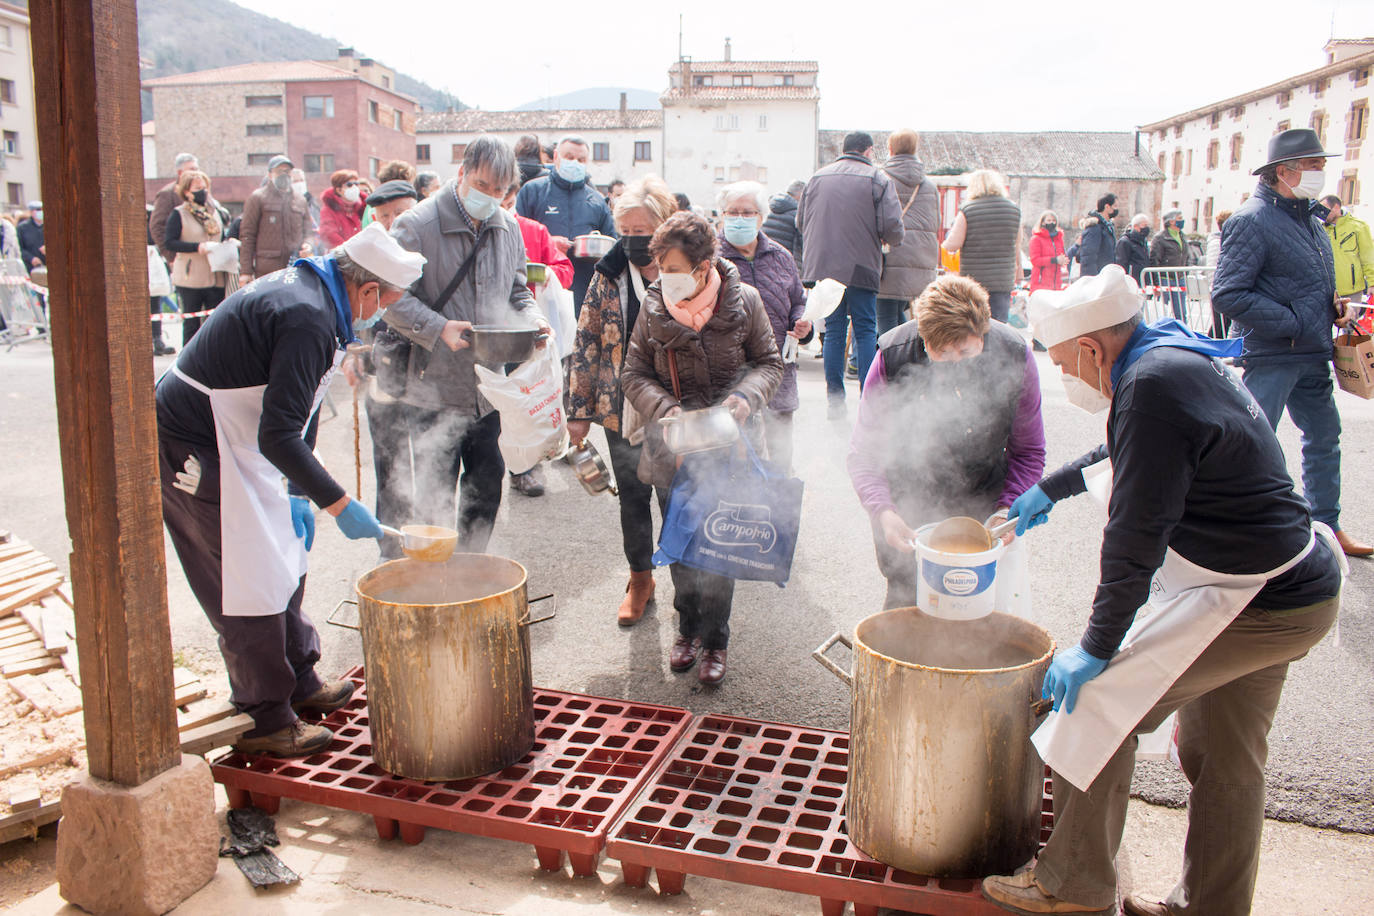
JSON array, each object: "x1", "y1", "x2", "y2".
[
  {"x1": 0, "y1": 2, "x2": 39, "y2": 210},
  {"x1": 660, "y1": 48, "x2": 819, "y2": 212},
  {"x1": 415, "y1": 105, "x2": 662, "y2": 190},
  {"x1": 1142, "y1": 39, "x2": 1374, "y2": 234}
]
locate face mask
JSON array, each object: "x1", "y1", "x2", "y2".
[
  {"x1": 342, "y1": 186, "x2": 361, "y2": 204},
  {"x1": 461, "y1": 184, "x2": 501, "y2": 221},
  {"x1": 1044, "y1": 223, "x2": 1058, "y2": 234},
  {"x1": 623, "y1": 235, "x2": 653, "y2": 267},
  {"x1": 353, "y1": 288, "x2": 385, "y2": 333},
  {"x1": 291, "y1": 181, "x2": 308, "y2": 196},
  {"x1": 1280, "y1": 168, "x2": 1324, "y2": 200},
  {"x1": 1138, "y1": 226, "x2": 1150, "y2": 238},
  {"x1": 1064, "y1": 348, "x2": 1111, "y2": 414},
  {"x1": 556, "y1": 158, "x2": 586, "y2": 184},
  {"x1": 191, "y1": 190, "x2": 208, "y2": 205},
  {"x1": 273, "y1": 173, "x2": 291, "y2": 192},
  {"x1": 723, "y1": 217, "x2": 759, "y2": 247},
  {"x1": 1108, "y1": 207, "x2": 1119, "y2": 219},
  {"x1": 659, "y1": 271, "x2": 699, "y2": 306},
  {"x1": 32, "y1": 211, "x2": 42, "y2": 225}
]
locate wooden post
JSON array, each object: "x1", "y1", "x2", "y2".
[{"x1": 30, "y1": 0, "x2": 180, "y2": 785}]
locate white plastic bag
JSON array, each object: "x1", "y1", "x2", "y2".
[
  {"x1": 801, "y1": 277, "x2": 847, "y2": 325},
  {"x1": 206, "y1": 238, "x2": 241, "y2": 274},
  {"x1": 535, "y1": 272, "x2": 576, "y2": 361},
  {"x1": 475, "y1": 342, "x2": 567, "y2": 473},
  {"x1": 148, "y1": 245, "x2": 171, "y2": 297}
]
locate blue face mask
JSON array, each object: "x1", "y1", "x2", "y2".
[
  {"x1": 352, "y1": 288, "x2": 385, "y2": 333},
  {"x1": 556, "y1": 158, "x2": 587, "y2": 184},
  {"x1": 723, "y1": 217, "x2": 759, "y2": 247},
  {"x1": 461, "y1": 184, "x2": 500, "y2": 221}
]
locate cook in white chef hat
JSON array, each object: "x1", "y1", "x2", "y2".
[
  {"x1": 337, "y1": 221, "x2": 426, "y2": 290},
  {"x1": 1027, "y1": 264, "x2": 1142, "y2": 348}
]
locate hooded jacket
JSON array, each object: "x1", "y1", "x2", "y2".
[
  {"x1": 1115, "y1": 228, "x2": 1150, "y2": 281},
  {"x1": 1212, "y1": 181, "x2": 1338, "y2": 364},
  {"x1": 718, "y1": 230, "x2": 807, "y2": 412},
  {"x1": 1028, "y1": 225, "x2": 1067, "y2": 292},
  {"x1": 1077, "y1": 211, "x2": 1117, "y2": 277},
  {"x1": 318, "y1": 186, "x2": 367, "y2": 250},
  {"x1": 878, "y1": 154, "x2": 939, "y2": 299},
  {"x1": 797, "y1": 153, "x2": 904, "y2": 291},
  {"x1": 761, "y1": 193, "x2": 803, "y2": 268},
  {"x1": 1325, "y1": 209, "x2": 1374, "y2": 296}
]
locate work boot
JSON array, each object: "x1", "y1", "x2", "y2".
[
  {"x1": 1335, "y1": 529, "x2": 1373, "y2": 557},
  {"x1": 292, "y1": 678, "x2": 356, "y2": 714},
  {"x1": 698, "y1": 648, "x2": 728, "y2": 685},
  {"x1": 234, "y1": 720, "x2": 334, "y2": 757},
  {"x1": 1122, "y1": 896, "x2": 1171, "y2": 916},
  {"x1": 669, "y1": 635, "x2": 701, "y2": 672},
  {"x1": 618, "y1": 570, "x2": 655, "y2": 627},
  {"x1": 981, "y1": 870, "x2": 1115, "y2": 914},
  {"x1": 510, "y1": 465, "x2": 545, "y2": 497},
  {"x1": 152, "y1": 338, "x2": 175, "y2": 356}
]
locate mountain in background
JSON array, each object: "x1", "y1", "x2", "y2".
[
  {"x1": 136, "y1": 0, "x2": 463, "y2": 117},
  {"x1": 513, "y1": 88, "x2": 661, "y2": 111}
]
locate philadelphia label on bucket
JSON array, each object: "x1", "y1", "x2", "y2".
[{"x1": 913, "y1": 523, "x2": 1007, "y2": 619}]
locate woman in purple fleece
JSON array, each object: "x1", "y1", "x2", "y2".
[
  {"x1": 846, "y1": 274, "x2": 1045, "y2": 609},
  {"x1": 716, "y1": 182, "x2": 812, "y2": 473}
]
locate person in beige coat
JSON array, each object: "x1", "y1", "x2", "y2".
[{"x1": 162, "y1": 169, "x2": 230, "y2": 345}]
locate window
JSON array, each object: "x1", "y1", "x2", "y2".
[
  {"x1": 1209, "y1": 111, "x2": 1220, "y2": 128},
  {"x1": 369, "y1": 157, "x2": 380, "y2": 178},
  {"x1": 1312, "y1": 77, "x2": 1328, "y2": 97},
  {"x1": 783, "y1": 74, "x2": 794, "y2": 85},
  {"x1": 1203, "y1": 197, "x2": 1214, "y2": 230},
  {"x1": 0, "y1": 25, "x2": 11, "y2": 47},
  {"x1": 246, "y1": 123, "x2": 283, "y2": 137},
  {"x1": 2, "y1": 131, "x2": 17, "y2": 156},
  {"x1": 1311, "y1": 110, "x2": 1328, "y2": 146},
  {"x1": 1275, "y1": 120, "x2": 1290, "y2": 134},
  {"x1": 1157, "y1": 152, "x2": 1166, "y2": 171},
  {"x1": 382, "y1": 75, "x2": 391, "y2": 90},
  {"x1": 1171, "y1": 150, "x2": 1183, "y2": 179},
  {"x1": 393, "y1": 110, "x2": 403, "y2": 131},
  {"x1": 592, "y1": 142, "x2": 610, "y2": 162},
  {"x1": 714, "y1": 114, "x2": 740, "y2": 130},
  {"x1": 1230, "y1": 104, "x2": 1245, "y2": 120},
  {"x1": 1339, "y1": 170, "x2": 1360, "y2": 204},
  {"x1": 729, "y1": 165, "x2": 740, "y2": 181},
  {"x1": 1186, "y1": 149, "x2": 1193, "y2": 175},
  {"x1": 758, "y1": 115, "x2": 768, "y2": 130},
  {"x1": 1277, "y1": 89, "x2": 1292, "y2": 109},
  {"x1": 634, "y1": 141, "x2": 651, "y2": 162},
  {"x1": 1173, "y1": 124, "x2": 1183, "y2": 138},
  {"x1": 303, "y1": 95, "x2": 334, "y2": 119},
  {"x1": 451, "y1": 143, "x2": 467, "y2": 163},
  {"x1": 731, "y1": 75, "x2": 753, "y2": 86},
  {"x1": 368, "y1": 101, "x2": 379, "y2": 123},
  {"x1": 304, "y1": 153, "x2": 335, "y2": 173},
  {"x1": 246, "y1": 152, "x2": 280, "y2": 167},
  {"x1": 1230, "y1": 133, "x2": 1243, "y2": 169},
  {"x1": 1348, "y1": 100, "x2": 1369, "y2": 143},
  {"x1": 714, "y1": 167, "x2": 725, "y2": 182},
  {"x1": 6, "y1": 183, "x2": 21, "y2": 207},
  {"x1": 1191, "y1": 200, "x2": 1200, "y2": 231},
  {"x1": 245, "y1": 94, "x2": 282, "y2": 107},
  {"x1": 1355, "y1": 67, "x2": 1370, "y2": 88},
  {"x1": 693, "y1": 75, "x2": 713, "y2": 87},
  {"x1": 1206, "y1": 139, "x2": 1220, "y2": 169},
  {"x1": 0, "y1": 79, "x2": 14, "y2": 104},
  {"x1": 415, "y1": 144, "x2": 431, "y2": 163}
]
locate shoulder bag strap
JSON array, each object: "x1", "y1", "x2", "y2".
[
  {"x1": 421, "y1": 228, "x2": 489, "y2": 313},
  {"x1": 667, "y1": 348, "x2": 682, "y2": 401}
]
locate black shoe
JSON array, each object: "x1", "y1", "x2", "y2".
[
  {"x1": 153, "y1": 339, "x2": 176, "y2": 356},
  {"x1": 510, "y1": 466, "x2": 545, "y2": 497}
]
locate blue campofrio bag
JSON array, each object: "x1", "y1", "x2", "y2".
[{"x1": 653, "y1": 437, "x2": 803, "y2": 586}]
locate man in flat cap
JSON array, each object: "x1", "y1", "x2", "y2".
[{"x1": 239, "y1": 154, "x2": 311, "y2": 284}]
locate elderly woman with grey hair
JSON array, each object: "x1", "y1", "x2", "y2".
[
  {"x1": 381, "y1": 134, "x2": 549, "y2": 554},
  {"x1": 716, "y1": 181, "x2": 811, "y2": 473}
]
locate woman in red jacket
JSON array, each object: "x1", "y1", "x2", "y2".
[
  {"x1": 1028, "y1": 210, "x2": 1068, "y2": 293},
  {"x1": 318, "y1": 169, "x2": 368, "y2": 250}
]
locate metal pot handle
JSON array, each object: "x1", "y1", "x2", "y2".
[
  {"x1": 1031, "y1": 697, "x2": 1054, "y2": 718},
  {"x1": 520, "y1": 593, "x2": 557, "y2": 627},
  {"x1": 329, "y1": 598, "x2": 360, "y2": 631},
  {"x1": 812, "y1": 632, "x2": 853, "y2": 688}
]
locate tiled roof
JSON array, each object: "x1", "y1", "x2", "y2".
[
  {"x1": 661, "y1": 86, "x2": 820, "y2": 103},
  {"x1": 143, "y1": 60, "x2": 379, "y2": 88},
  {"x1": 675, "y1": 60, "x2": 819, "y2": 74},
  {"x1": 417, "y1": 109, "x2": 662, "y2": 133},
  {"x1": 817, "y1": 130, "x2": 1165, "y2": 181}
]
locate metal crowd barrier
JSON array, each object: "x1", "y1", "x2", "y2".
[
  {"x1": 0, "y1": 258, "x2": 49, "y2": 350},
  {"x1": 1139, "y1": 266, "x2": 1217, "y2": 335}
]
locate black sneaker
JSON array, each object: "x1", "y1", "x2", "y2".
[{"x1": 510, "y1": 466, "x2": 545, "y2": 497}]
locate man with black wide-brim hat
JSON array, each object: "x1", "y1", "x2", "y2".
[{"x1": 1212, "y1": 128, "x2": 1371, "y2": 557}]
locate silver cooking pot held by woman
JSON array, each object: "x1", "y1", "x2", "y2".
[
  {"x1": 571, "y1": 232, "x2": 616, "y2": 259},
  {"x1": 658, "y1": 406, "x2": 740, "y2": 455}
]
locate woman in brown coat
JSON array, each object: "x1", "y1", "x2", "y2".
[{"x1": 620, "y1": 211, "x2": 783, "y2": 685}]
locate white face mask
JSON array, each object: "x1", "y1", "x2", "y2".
[
  {"x1": 342, "y1": 186, "x2": 361, "y2": 204},
  {"x1": 291, "y1": 181, "x2": 308, "y2": 196},
  {"x1": 1284, "y1": 168, "x2": 1325, "y2": 200},
  {"x1": 659, "y1": 271, "x2": 698, "y2": 306},
  {"x1": 1064, "y1": 348, "x2": 1111, "y2": 414}
]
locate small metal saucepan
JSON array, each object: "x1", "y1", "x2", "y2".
[
  {"x1": 659, "y1": 406, "x2": 740, "y2": 455},
  {"x1": 462, "y1": 326, "x2": 549, "y2": 363},
  {"x1": 525, "y1": 262, "x2": 547, "y2": 284},
  {"x1": 568, "y1": 438, "x2": 617, "y2": 496},
  {"x1": 571, "y1": 232, "x2": 616, "y2": 259}
]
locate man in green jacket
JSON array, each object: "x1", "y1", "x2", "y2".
[{"x1": 1322, "y1": 196, "x2": 1374, "y2": 328}]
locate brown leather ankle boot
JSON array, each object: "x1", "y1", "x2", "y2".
[{"x1": 618, "y1": 570, "x2": 655, "y2": 627}]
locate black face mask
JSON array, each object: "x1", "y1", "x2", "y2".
[
  {"x1": 1044, "y1": 223, "x2": 1058, "y2": 234},
  {"x1": 1108, "y1": 207, "x2": 1119, "y2": 219},
  {"x1": 1138, "y1": 227, "x2": 1150, "y2": 238},
  {"x1": 191, "y1": 190, "x2": 208, "y2": 205},
  {"x1": 623, "y1": 235, "x2": 653, "y2": 267}
]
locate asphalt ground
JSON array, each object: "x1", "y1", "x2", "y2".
[{"x1": 0, "y1": 330, "x2": 1370, "y2": 835}]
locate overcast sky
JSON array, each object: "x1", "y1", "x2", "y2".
[{"x1": 232, "y1": 0, "x2": 1374, "y2": 132}]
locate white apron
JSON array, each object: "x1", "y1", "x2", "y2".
[
  {"x1": 173, "y1": 350, "x2": 344, "y2": 617},
  {"x1": 1031, "y1": 459, "x2": 1343, "y2": 792}
]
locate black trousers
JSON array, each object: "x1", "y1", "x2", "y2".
[
  {"x1": 605, "y1": 427, "x2": 656, "y2": 572},
  {"x1": 406, "y1": 406, "x2": 504, "y2": 553},
  {"x1": 655, "y1": 488, "x2": 735, "y2": 650},
  {"x1": 177, "y1": 284, "x2": 225, "y2": 346},
  {"x1": 151, "y1": 296, "x2": 166, "y2": 344},
  {"x1": 366, "y1": 392, "x2": 414, "y2": 561},
  {"x1": 158, "y1": 435, "x2": 323, "y2": 736}
]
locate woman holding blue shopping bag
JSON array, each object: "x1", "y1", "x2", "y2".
[{"x1": 620, "y1": 211, "x2": 783, "y2": 685}]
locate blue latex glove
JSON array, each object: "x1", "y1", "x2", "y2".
[
  {"x1": 289, "y1": 496, "x2": 315, "y2": 551},
  {"x1": 1007, "y1": 484, "x2": 1055, "y2": 537},
  {"x1": 1042, "y1": 646, "x2": 1110, "y2": 714},
  {"x1": 335, "y1": 498, "x2": 385, "y2": 540}
]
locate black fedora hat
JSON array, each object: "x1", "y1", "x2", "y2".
[{"x1": 1252, "y1": 128, "x2": 1337, "y2": 175}]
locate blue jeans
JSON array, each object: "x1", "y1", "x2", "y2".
[
  {"x1": 1241, "y1": 360, "x2": 1342, "y2": 527},
  {"x1": 824, "y1": 287, "x2": 878, "y2": 398},
  {"x1": 875, "y1": 297, "x2": 909, "y2": 339}
]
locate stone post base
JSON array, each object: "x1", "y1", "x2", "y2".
[{"x1": 57, "y1": 754, "x2": 219, "y2": 916}]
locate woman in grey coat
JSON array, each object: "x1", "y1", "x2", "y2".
[{"x1": 877, "y1": 129, "x2": 940, "y2": 337}]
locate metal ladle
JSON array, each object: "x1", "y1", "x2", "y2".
[
  {"x1": 380, "y1": 524, "x2": 459, "y2": 562},
  {"x1": 925, "y1": 515, "x2": 1019, "y2": 553}
]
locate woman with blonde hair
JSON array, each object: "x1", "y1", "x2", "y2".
[
  {"x1": 162, "y1": 169, "x2": 231, "y2": 344},
  {"x1": 566, "y1": 174, "x2": 679, "y2": 626},
  {"x1": 941, "y1": 169, "x2": 1022, "y2": 321}
]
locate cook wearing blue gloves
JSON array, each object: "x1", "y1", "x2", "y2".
[
  {"x1": 1041, "y1": 646, "x2": 1109, "y2": 714},
  {"x1": 333, "y1": 497, "x2": 385, "y2": 540},
  {"x1": 1006, "y1": 483, "x2": 1054, "y2": 536},
  {"x1": 289, "y1": 496, "x2": 316, "y2": 551}
]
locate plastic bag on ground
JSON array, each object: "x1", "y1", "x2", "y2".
[{"x1": 475, "y1": 340, "x2": 567, "y2": 473}]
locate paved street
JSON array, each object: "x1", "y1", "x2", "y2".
[{"x1": 1, "y1": 332, "x2": 1370, "y2": 834}]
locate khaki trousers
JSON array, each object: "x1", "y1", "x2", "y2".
[{"x1": 1034, "y1": 596, "x2": 1339, "y2": 914}]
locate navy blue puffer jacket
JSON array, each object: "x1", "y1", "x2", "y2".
[{"x1": 1211, "y1": 182, "x2": 1337, "y2": 365}]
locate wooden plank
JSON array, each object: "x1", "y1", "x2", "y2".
[
  {"x1": 3, "y1": 656, "x2": 63, "y2": 678},
  {"x1": 16, "y1": 602, "x2": 44, "y2": 635},
  {"x1": 0, "y1": 645, "x2": 49, "y2": 667},
  {"x1": 173, "y1": 667, "x2": 200, "y2": 689},
  {"x1": 0, "y1": 568, "x2": 61, "y2": 601},
  {"x1": 179, "y1": 714, "x2": 254, "y2": 758},
  {"x1": 36, "y1": 671, "x2": 82, "y2": 716},
  {"x1": 8, "y1": 787, "x2": 41, "y2": 813},
  {"x1": 176, "y1": 699, "x2": 236, "y2": 732},
  {"x1": 0, "y1": 552, "x2": 45, "y2": 576},
  {"x1": 55, "y1": 583, "x2": 74, "y2": 608},
  {"x1": 40, "y1": 606, "x2": 69, "y2": 653},
  {"x1": 0, "y1": 632, "x2": 36, "y2": 649},
  {"x1": 0, "y1": 800, "x2": 63, "y2": 844},
  {"x1": 173, "y1": 679, "x2": 208, "y2": 708},
  {"x1": 61, "y1": 640, "x2": 80, "y2": 686},
  {"x1": 0, "y1": 579, "x2": 62, "y2": 618},
  {"x1": 0, "y1": 749, "x2": 71, "y2": 781},
  {"x1": 0, "y1": 541, "x2": 31, "y2": 561},
  {"x1": 7, "y1": 673, "x2": 62, "y2": 715},
  {"x1": 39, "y1": 596, "x2": 76, "y2": 639}
]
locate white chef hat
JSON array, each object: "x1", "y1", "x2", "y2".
[
  {"x1": 338, "y1": 222, "x2": 426, "y2": 289},
  {"x1": 1028, "y1": 264, "x2": 1143, "y2": 347}
]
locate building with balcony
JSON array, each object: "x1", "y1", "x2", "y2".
[{"x1": 0, "y1": 2, "x2": 39, "y2": 211}]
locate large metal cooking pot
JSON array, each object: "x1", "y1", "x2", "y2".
[
  {"x1": 337, "y1": 553, "x2": 555, "y2": 780},
  {"x1": 814, "y1": 608, "x2": 1054, "y2": 877},
  {"x1": 571, "y1": 231, "x2": 616, "y2": 259},
  {"x1": 462, "y1": 326, "x2": 548, "y2": 363},
  {"x1": 659, "y1": 406, "x2": 739, "y2": 454}
]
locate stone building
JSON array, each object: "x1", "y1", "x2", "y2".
[
  {"x1": 415, "y1": 99, "x2": 662, "y2": 190},
  {"x1": 0, "y1": 1, "x2": 40, "y2": 210},
  {"x1": 1141, "y1": 38, "x2": 1374, "y2": 234},
  {"x1": 141, "y1": 51, "x2": 418, "y2": 207}
]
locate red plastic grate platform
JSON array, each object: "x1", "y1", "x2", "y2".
[
  {"x1": 604, "y1": 713, "x2": 1055, "y2": 916},
  {"x1": 211, "y1": 666, "x2": 693, "y2": 876}
]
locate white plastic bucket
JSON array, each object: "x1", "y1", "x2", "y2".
[{"x1": 913, "y1": 523, "x2": 1007, "y2": 620}]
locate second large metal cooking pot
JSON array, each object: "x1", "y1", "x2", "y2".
[
  {"x1": 658, "y1": 406, "x2": 739, "y2": 454},
  {"x1": 463, "y1": 326, "x2": 548, "y2": 363},
  {"x1": 571, "y1": 232, "x2": 616, "y2": 259}
]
